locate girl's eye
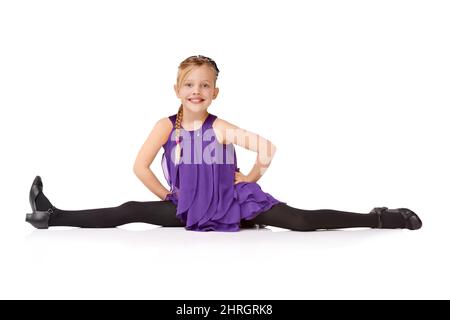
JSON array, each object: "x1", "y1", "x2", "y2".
[{"x1": 184, "y1": 83, "x2": 209, "y2": 88}]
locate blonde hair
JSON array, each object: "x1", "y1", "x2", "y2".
[{"x1": 174, "y1": 55, "x2": 220, "y2": 165}]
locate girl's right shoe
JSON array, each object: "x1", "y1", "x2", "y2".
[
  {"x1": 27, "y1": 175, "x2": 54, "y2": 229},
  {"x1": 29, "y1": 175, "x2": 43, "y2": 213},
  {"x1": 26, "y1": 208, "x2": 53, "y2": 229}
]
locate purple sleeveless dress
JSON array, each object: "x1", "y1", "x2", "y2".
[{"x1": 161, "y1": 113, "x2": 286, "y2": 232}]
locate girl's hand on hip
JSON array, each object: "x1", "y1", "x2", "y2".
[{"x1": 234, "y1": 171, "x2": 250, "y2": 185}]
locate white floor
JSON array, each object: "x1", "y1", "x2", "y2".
[{"x1": 1, "y1": 218, "x2": 448, "y2": 300}]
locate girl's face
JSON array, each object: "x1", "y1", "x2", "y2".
[{"x1": 174, "y1": 65, "x2": 219, "y2": 113}]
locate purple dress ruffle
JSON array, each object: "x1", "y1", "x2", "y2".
[{"x1": 161, "y1": 113, "x2": 285, "y2": 232}]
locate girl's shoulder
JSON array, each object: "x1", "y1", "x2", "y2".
[
  {"x1": 212, "y1": 116, "x2": 239, "y2": 131},
  {"x1": 211, "y1": 116, "x2": 240, "y2": 145},
  {"x1": 154, "y1": 117, "x2": 174, "y2": 145},
  {"x1": 159, "y1": 116, "x2": 175, "y2": 129}
]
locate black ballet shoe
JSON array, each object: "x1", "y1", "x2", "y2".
[
  {"x1": 370, "y1": 207, "x2": 422, "y2": 230},
  {"x1": 29, "y1": 175, "x2": 43, "y2": 212},
  {"x1": 29, "y1": 175, "x2": 54, "y2": 212},
  {"x1": 25, "y1": 208, "x2": 53, "y2": 229}
]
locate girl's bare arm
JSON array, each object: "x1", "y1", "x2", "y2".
[
  {"x1": 133, "y1": 117, "x2": 173, "y2": 200},
  {"x1": 213, "y1": 118, "x2": 277, "y2": 183}
]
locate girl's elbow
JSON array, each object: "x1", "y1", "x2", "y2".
[
  {"x1": 133, "y1": 164, "x2": 146, "y2": 176},
  {"x1": 269, "y1": 143, "x2": 277, "y2": 157}
]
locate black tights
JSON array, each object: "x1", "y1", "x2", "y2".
[{"x1": 48, "y1": 200, "x2": 379, "y2": 231}]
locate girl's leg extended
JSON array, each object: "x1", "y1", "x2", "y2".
[
  {"x1": 48, "y1": 200, "x2": 184, "y2": 228},
  {"x1": 250, "y1": 203, "x2": 380, "y2": 231}
]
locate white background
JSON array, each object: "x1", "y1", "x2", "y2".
[{"x1": 1, "y1": 0, "x2": 449, "y2": 299}]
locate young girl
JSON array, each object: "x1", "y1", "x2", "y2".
[{"x1": 26, "y1": 55, "x2": 422, "y2": 232}]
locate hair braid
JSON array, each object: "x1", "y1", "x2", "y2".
[{"x1": 174, "y1": 104, "x2": 183, "y2": 165}]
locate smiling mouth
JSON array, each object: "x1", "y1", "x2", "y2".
[{"x1": 188, "y1": 99, "x2": 205, "y2": 104}]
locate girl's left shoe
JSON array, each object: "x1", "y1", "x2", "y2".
[{"x1": 371, "y1": 207, "x2": 422, "y2": 230}]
